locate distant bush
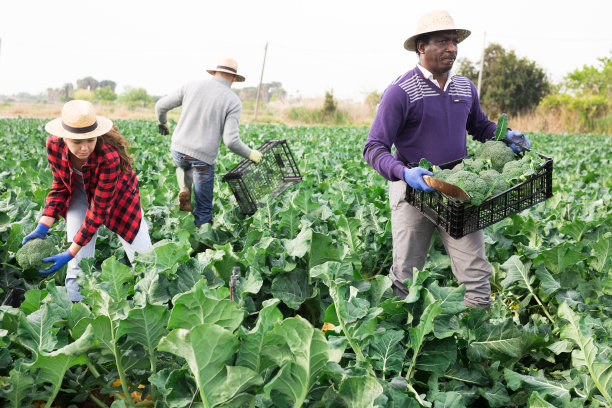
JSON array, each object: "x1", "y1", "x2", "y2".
[
  {"x1": 119, "y1": 87, "x2": 152, "y2": 109},
  {"x1": 73, "y1": 89, "x2": 94, "y2": 102},
  {"x1": 94, "y1": 86, "x2": 117, "y2": 102},
  {"x1": 539, "y1": 94, "x2": 610, "y2": 133},
  {"x1": 288, "y1": 106, "x2": 349, "y2": 125}
]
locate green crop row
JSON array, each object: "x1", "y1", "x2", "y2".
[{"x1": 0, "y1": 118, "x2": 610, "y2": 407}]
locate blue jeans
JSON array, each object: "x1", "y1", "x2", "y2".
[{"x1": 171, "y1": 150, "x2": 215, "y2": 226}]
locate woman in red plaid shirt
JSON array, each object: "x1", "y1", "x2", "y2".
[{"x1": 21, "y1": 100, "x2": 152, "y2": 301}]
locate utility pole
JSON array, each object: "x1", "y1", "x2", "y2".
[
  {"x1": 253, "y1": 42, "x2": 268, "y2": 121},
  {"x1": 477, "y1": 32, "x2": 486, "y2": 96}
]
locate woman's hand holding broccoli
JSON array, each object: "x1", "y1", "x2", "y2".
[
  {"x1": 40, "y1": 250, "x2": 74, "y2": 274},
  {"x1": 22, "y1": 223, "x2": 50, "y2": 245}
]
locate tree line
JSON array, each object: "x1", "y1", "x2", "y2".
[{"x1": 457, "y1": 44, "x2": 610, "y2": 133}]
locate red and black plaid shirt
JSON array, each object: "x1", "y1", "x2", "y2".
[{"x1": 42, "y1": 135, "x2": 143, "y2": 246}]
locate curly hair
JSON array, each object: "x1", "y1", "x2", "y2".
[{"x1": 95, "y1": 125, "x2": 133, "y2": 173}]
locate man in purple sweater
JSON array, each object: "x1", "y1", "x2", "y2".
[{"x1": 363, "y1": 10, "x2": 529, "y2": 308}]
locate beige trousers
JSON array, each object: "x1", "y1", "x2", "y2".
[{"x1": 389, "y1": 180, "x2": 492, "y2": 308}]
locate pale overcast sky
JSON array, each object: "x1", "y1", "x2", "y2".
[{"x1": 1, "y1": 0, "x2": 610, "y2": 101}]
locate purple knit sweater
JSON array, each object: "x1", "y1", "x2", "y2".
[{"x1": 363, "y1": 66, "x2": 496, "y2": 181}]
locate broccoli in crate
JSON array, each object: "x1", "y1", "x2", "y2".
[{"x1": 429, "y1": 115, "x2": 546, "y2": 206}]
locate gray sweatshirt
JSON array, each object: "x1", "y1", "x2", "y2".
[{"x1": 155, "y1": 76, "x2": 252, "y2": 164}]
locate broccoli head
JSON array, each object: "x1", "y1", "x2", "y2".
[
  {"x1": 16, "y1": 238, "x2": 56, "y2": 273},
  {"x1": 446, "y1": 170, "x2": 489, "y2": 205},
  {"x1": 432, "y1": 168, "x2": 453, "y2": 182},
  {"x1": 503, "y1": 156, "x2": 535, "y2": 183},
  {"x1": 475, "y1": 140, "x2": 517, "y2": 172},
  {"x1": 480, "y1": 169, "x2": 510, "y2": 197},
  {"x1": 453, "y1": 157, "x2": 487, "y2": 173}
]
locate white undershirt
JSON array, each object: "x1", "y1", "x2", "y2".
[{"x1": 417, "y1": 63, "x2": 456, "y2": 91}]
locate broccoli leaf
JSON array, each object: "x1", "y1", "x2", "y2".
[
  {"x1": 494, "y1": 113, "x2": 508, "y2": 141},
  {"x1": 418, "y1": 158, "x2": 432, "y2": 170}
]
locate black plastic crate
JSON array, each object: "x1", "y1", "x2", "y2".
[
  {"x1": 1, "y1": 288, "x2": 26, "y2": 308},
  {"x1": 404, "y1": 153, "x2": 553, "y2": 239},
  {"x1": 223, "y1": 140, "x2": 302, "y2": 215}
]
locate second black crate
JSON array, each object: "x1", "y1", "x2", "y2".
[{"x1": 223, "y1": 140, "x2": 302, "y2": 215}]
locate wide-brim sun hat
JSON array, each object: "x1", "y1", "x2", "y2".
[
  {"x1": 45, "y1": 100, "x2": 113, "y2": 139},
  {"x1": 403, "y1": 10, "x2": 471, "y2": 52},
  {"x1": 206, "y1": 57, "x2": 246, "y2": 82}
]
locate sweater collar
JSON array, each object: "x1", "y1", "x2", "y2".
[{"x1": 212, "y1": 76, "x2": 231, "y2": 87}]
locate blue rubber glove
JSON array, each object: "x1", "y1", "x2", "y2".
[
  {"x1": 505, "y1": 130, "x2": 531, "y2": 153},
  {"x1": 22, "y1": 223, "x2": 50, "y2": 245},
  {"x1": 40, "y1": 250, "x2": 74, "y2": 274},
  {"x1": 403, "y1": 167, "x2": 435, "y2": 192}
]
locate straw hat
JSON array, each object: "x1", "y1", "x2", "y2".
[
  {"x1": 403, "y1": 10, "x2": 471, "y2": 52},
  {"x1": 45, "y1": 100, "x2": 113, "y2": 139},
  {"x1": 206, "y1": 57, "x2": 245, "y2": 82}
]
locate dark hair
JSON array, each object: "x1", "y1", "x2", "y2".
[
  {"x1": 95, "y1": 125, "x2": 133, "y2": 173},
  {"x1": 414, "y1": 33, "x2": 431, "y2": 56}
]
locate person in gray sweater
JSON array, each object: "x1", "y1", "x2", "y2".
[{"x1": 155, "y1": 57, "x2": 262, "y2": 226}]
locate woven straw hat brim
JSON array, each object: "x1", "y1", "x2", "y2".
[
  {"x1": 207, "y1": 69, "x2": 246, "y2": 82},
  {"x1": 45, "y1": 115, "x2": 113, "y2": 139},
  {"x1": 404, "y1": 28, "x2": 471, "y2": 52}
]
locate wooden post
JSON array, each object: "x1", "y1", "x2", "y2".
[
  {"x1": 254, "y1": 42, "x2": 268, "y2": 121},
  {"x1": 477, "y1": 32, "x2": 486, "y2": 96}
]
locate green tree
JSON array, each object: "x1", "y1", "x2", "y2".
[
  {"x1": 119, "y1": 87, "x2": 152, "y2": 106},
  {"x1": 479, "y1": 44, "x2": 550, "y2": 116},
  {"x1": 538, "y1": 51, "x2": 611, "y2": 133},
  {"x1": 455, "y1": 57, "x2": 478, "y2": 84},
  {"x1": 562, "y1": 52, "x2": 611, "y2": 97},
  {"x1": 364, "y1": 91, "x2": 381, "y2": 112},
  {"x1": 457, "y1": 44, "x2": 550, "y2": 117},
  {"x1": 98, "y1": 80, "x2": 117, "y2": 92},
  {"x1": 76, "y1": 76, "x2": 99, "y2": 91},
  {"x1": 323, "y1": 90, "x2": 337, "y2": 113},
  {"x1": 95, "y1": 86, "x2": 117, "y2": 102}
]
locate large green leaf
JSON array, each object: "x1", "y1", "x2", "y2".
[
  {"x1": 433, "y1": 391, "x2": 466, "y2": 408},
  {"x1": 467, "y1": 320, "x2": 524, "y2": 363},
  {"x1": 0, "y1": 368, "x2": 34, "y2": 408},
  {"x1": 158, "y1": 323, "x2": 262, "y2": 407},
  {"x1": 329, "y1": 376, "x2": 384, "y2": 408},
  {"x1": 500, "y1": 255, "x2": 535, "y2": 290},
  {"x1": 558, "y1": 302, "x2": 612, "y2": 402},
  {"x1": 236, "y1": 298, "x2": 283, "y2": 374},
  {"x1": 405, "y1": 300, "x2": 442, "y2": 381},
  {"x1": 17, "y1": 303, "x2": 61, "y2": 355},
  {"x1": 283, "y1": 227, "x2": 312, "y2": 258},
  {"x1": 152, "y1": 241, "x2": 191, "y2": 279},
  {"x1": 271, "y1": 269, "x2": 315, "y2": 309},
  {"x1": 590, "y1": 232, "x2": 611, "y2": 272},
  {"x1": 116, "y1": 302, "x2": 169, "y2": 366},
  {"x1": 537, "y1": 242, "x2": 587, "y2": 275},
  {"x1": 504, "y1": 368, "x2": 571, "y2": 405},
  {"x1": 278, "y1": 204, "x2": 301, "y2": 238},
  {"x1": 96, "y1": 256, "x2": 135, "y2": 301},
  {"x1": 415, "y1": 337, "x2": 456, "y2": 376},
  {"x1": 337, "y1": 215, "x2": 364, "y2": 256},
  {"x1": 149, "y1": 368, "x2": 198, "y2": 408},
  {"x1": 25, "y1": 324, "x2": 95, "y2": 407},
  {"x1": 369, "y1": 329, "x2": 405, "y2": 379},
  {"x1": 263, "y1": 316, "x2": 330, "y2": 408},
  {"x1": 168, "y1": 280, "x2": 245, "y2": 331},
  {"x1": 309, "y1": 231, "x2": 345, "y2": 269}
]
